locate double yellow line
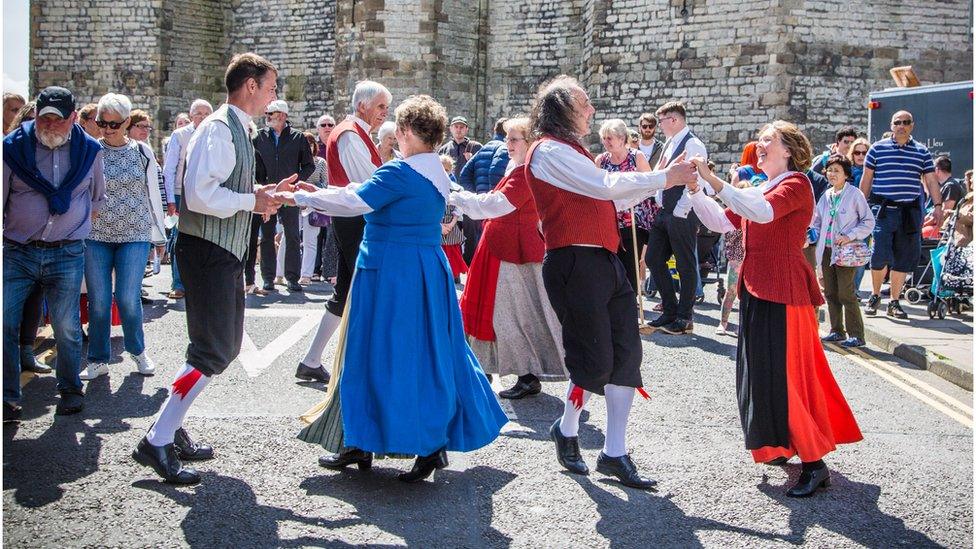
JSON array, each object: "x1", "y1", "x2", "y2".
[{"x1": 829, "y1": 342, "x2": 973, "y2": 428}]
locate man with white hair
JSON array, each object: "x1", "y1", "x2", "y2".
[
  {"x1": 295, "y1": 80, "x2": 390, "y2": 388},
  {"x1": 2, "y1": 86, "x2": 105, "y2": 420},
  {"x1": 162, "y1": 98, "x2": 213, "y2": 300}
]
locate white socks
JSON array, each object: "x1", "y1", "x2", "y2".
[
  {"x1": 603, "y1": 383, "x2": 635, "y2": 458},
  {"x1": 557, "y1": 381, "x2": 635, "y2": 457},
  {"x1": 558, "y1": 383, "x2": 592, "y2": 437},
  {"x1": 301, "y1": 310, "x2": 342, "y2": 369},
  {"x1": 147, "y1": 363, "x2": 211, "y2": 446}
]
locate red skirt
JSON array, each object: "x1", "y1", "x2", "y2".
[
  {"x1": 442, "y1": 244, "x2": 468, "y2": 278},
  {"x1": 738, "y1": 288, "x2": 862, "y2": 463},
  {"x1": 459, "y1": 241, "x2": 501, "y2": 341}
]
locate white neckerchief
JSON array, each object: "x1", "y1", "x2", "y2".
[
  {"x1": 347, "y1": 114, "x2": 371, "y2": 133},
  {"x1": 403, "y1": 152, "x2": 452, "y2": 201},
  {"x1": 758, "y1": 170, "x2": 799, "y2": 194}
]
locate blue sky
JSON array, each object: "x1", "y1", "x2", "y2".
[{"x1": 4, "y1": 0, "x2": 30, "y2": 97}]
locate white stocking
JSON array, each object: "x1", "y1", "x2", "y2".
[
  {"x1": 147, "y1": 363, "x2": 211, "y2": 446},
  {"x1": 603, "y1": 383, "x2": 635, "y2": 457},
  {"x1": 558, "y1": 382, "x2": 592, "y2": 437},
  {"x1": 301, "y1": 310, "x2": 341, "y2": 369}
]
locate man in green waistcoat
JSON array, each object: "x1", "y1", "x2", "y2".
[{"x1": 133, "y1": 53, "x2": 289, "y2": 485}]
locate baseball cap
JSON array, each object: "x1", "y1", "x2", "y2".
[
  {"x1": 36, "y1": 86, "x2": 75, "y2": 119},
  {"x1": 450, "y1": 116, "x2": 468, "y2": 127},
  {"x1": 266, "y1": 100, "x2": 289, "y2": 115}
]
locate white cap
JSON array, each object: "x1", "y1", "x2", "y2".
[{"x1": 266, "y1": 100, "x2": 289, "y2": 115}]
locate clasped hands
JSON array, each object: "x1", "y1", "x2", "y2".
[
  {"x1": 664, "y1": 154, "x2": 723, "y2": 194},
  {"x1": 253, "y1": 174, "x2": 319, "y2": 215}
]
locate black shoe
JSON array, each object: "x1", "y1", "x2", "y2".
[
  {"x1": 596, "y1": 452, "x2": 658, "y2": 490},
  {"x1": 132, "y1": 436, "x2": 201, "y2": 485},
  {"x1": 659, "y1": 319, "x2": 693, "y2": 335},
  {"x1": 498, "y1": 378, "x2": 542, "y2": 400},
  {"x1": 786, "y1": 465, "x2": 831, "y2": 497},
  {"x1": 549, "y1": 419, "x2": 588, "y2": 475},
  {"x1": 55, "y1": 390, "x2": 84, "y2": 416},
  {"x1": 20, "y1": 350, "x2": 52, "y2": 374},
  {"x1": 262, "y1": 282, "x2": 276, "y2": 292},
  {"x1": 3, "y1": 402, "x2": 22, "y2": 423},
  {"x1": 397, "y1": 448, "x2": 449, "y2": 483},
  {"x1": 648, "y1": 315, "x2": 676, "y2": 328},
  {"x1": 174, "y1": 427, "x2": 214, "y2": 461},
  {"x1": 820, "y1": 332, "x2": 845, "y2": 343},
  {"x1": 287, "y1": 281, "x2": 303, "y2": 292},
  {"x1": 319, "y1": 448, "x2": 373, "y2": 470},
  {"x1": 865, "y1": 294, "x2": 881, "y2": 316},
  {"x1": 886, "y1": 301, "x2": 908, "y2": 320},
  {"x1": 296, "y1": 363, "x2": 330, "y2": 383}
]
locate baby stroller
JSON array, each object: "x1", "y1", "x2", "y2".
[
  {"x1": 925, "y1": 209, "x2": 973, "y2": 319},
  {"x1": 696, "y1": 227, "x2": 725, "y2": 304}
]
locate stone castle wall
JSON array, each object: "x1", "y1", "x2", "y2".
[{"x1": 30, "y1": 0, "x2": 973, "y2": 163}]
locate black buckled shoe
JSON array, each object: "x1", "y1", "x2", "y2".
[
  {"x1": 549, "y1": 419, "x2": 588, "y2": 475},
  {"x1": 174, "y1": 427, "x2": 214, "y2": 461},
  {"x1": 55, "y1": 390, "x2": 84, "y2": 416},
  {"x1": 132, "y1": 436, "x2": 201, "y2": 485},
  {"x1": 318, "y1": 448, "x2": 373, "y2": 470},
  {"x1": 20, "y1": 349, "x2": 52, "y2": 374},
  {"x1": 498, "y1": 377, "x2": 542, "y2": 400},
  {"x1": 648, "y1": 315, "x2": 676, "y2": 328},
  {"x1": 397, "y1": 448, "x2": 449, "y2": 483},
  {"x1": 786, "y1": 465, "x2": 831, "y2": 497},
  {"x1": 296, "y1": 363, "x2": 330, "y2": 383},
  {"x1": 596, "y1": 452, "x2": 658, "y2": 490},
  {"x1": 287, "y1": 281, "x2": 304, "y2": 292}
]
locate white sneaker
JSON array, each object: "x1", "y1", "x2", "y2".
[
  {"x1": 131, "y1": 352, "x2": 156, "y2": 376},
  {"x1": 79, "y1": 362, "x2": 110, "y2": 381}
]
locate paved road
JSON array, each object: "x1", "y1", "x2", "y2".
[{"x1": 3, "y1": 271, "x2": 972, "y2": 548}]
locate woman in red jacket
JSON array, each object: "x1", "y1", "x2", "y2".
[
  {"x1": 686, "y1": 121, "x2": 862, "y2": 498},
  {"x1": 450, "y1": 117, "x2": 566, "y2": 399}
]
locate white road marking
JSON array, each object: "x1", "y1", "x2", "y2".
[{"x1": 237, "y1": 309, "x2": 323, "y2": 377}]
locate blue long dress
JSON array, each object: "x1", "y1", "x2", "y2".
[{"x1": 300, "y1": 156, "x2": 508, "y2": 457}]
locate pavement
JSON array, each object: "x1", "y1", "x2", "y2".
[
  {"x1": 3, "y1": 269, "x2": 973, "y2": 548},
  {"x1": 853, "y1": 278, "x2": 973, "y2": 391}
]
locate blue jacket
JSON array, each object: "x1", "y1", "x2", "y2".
[{"x1": 458, "y1": 135, "x2": 508, "y2": 193}]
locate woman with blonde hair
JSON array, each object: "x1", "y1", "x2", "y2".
[
  {"x1": 452, "y1": 116, "x2": 566, "y2": 399},
  {"x1": 280, "y1": 95, "x2": 507, "y2": 484},
  {"x1": 687, "y1": 120, "x2": 862, "y2": 498}
]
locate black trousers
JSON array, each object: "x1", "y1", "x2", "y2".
[
  {"x1": 313, "y1": 225, "x2": 327, "y2": 276},
  {"x1": 176, "y1": 234, "x2": 245, "y2": 377},
  {"x1": 542, "y1": 246, "x2": 642, "y2": 395},
  {"x1": 616, "y1": 226, "x2": 649, "y2": 294},
  {"x1": 461, "y1": 217, "x2": 482, "y2": 265},
  {"x1": 647, "y1": 211, "x2": 700, "y2": 321},
  {"x1": 245, "y1": 213, "x2": 277, "y2": 286},
  {"x1": 326, "y1": 216, "x2": 365, "y2": 317}
]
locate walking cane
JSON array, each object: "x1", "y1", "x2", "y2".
[{"x1": 629, "y1": 209, "x2": 653, "y2": 335}]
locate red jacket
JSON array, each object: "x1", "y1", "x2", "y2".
[
  {"x1": 325, "y1": 119, "x2": 381, "y2": 187},
  {"x1": 482, "y1": 167, "x2": 545, "y2": 264},
  {"x1": 525, "y1": 137, "x2": 620, "y2": 253},
  {"x1": 729, "y1": 172, "x2": 824, "y2": 307}
]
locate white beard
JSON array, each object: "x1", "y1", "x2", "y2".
[{"x1": 37, "y1": 128, "x2": 69, "y2": 149}]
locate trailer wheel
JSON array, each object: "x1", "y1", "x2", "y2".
[{"x1": 905, "y1": 287, "x2": 922, "y2": 304}]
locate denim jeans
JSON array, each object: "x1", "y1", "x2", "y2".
[
  {"x1": 3, "y1": 240, "x2": 85, "y2": 403},
  {"x1": 84, "y1": 240, "x2": 151, "y2": 362},
  {"x1": 170, "y1": 195, "x2": 183, "y2": 291}
]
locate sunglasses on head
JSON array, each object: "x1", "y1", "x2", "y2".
[
  {"x1": 319, "y1": 123, "x2": 335, "y2": 128},
  {"x1": 95, "y1": 119, "x2": 126, "y2": 129},
  {"x1": 892, "y1": 119, "x2": 913, "y2": 126}
]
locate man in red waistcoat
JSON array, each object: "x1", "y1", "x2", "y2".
[
  {"x1": 295, "y1": 81, "x2": 391, "y2": 385},
  {"x1": 525, "y1": 75, "x2": 696, "y2": 489}
]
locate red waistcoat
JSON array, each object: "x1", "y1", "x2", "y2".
[
  {"x1": 482, "y1": 167, "x2": 545, "y2": 264},
  {"x1": 525, "y1": 136, "x2": 620, "y2": 253},
  {"x1": 325, "y1": 119, "x2": 382, "y2": 187}
]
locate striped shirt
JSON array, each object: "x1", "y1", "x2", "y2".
[{"x1": 865, "y1": 137, "x2": 934, "y2": 202}]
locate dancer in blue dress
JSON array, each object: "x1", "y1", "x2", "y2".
[{"x1": 278, "y1": 95, "x2": 508, "y2": 483}]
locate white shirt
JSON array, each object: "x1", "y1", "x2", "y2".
[
  {"x1": 162, "y1": 122, "x2": 196, "y2": 202},
  {"x1": 655, "y1": 126, "x2": 709, "y2": 218},
  {"x1": 337, "y1": 115, "x2": 379, "y2": 185},
  {"x1": 182, "y1": 104, "x2": 257, "y2": 218},
  {"x1": 688, "y1": 171, "x2": 791, "y2": 233},
  {"x1": 638, "y1": 140, "x2": 658, "y2": 162},
  {"x1": 450, "y1": 189, "x2": 516, "y2": 220},
  {"x1": 528, "y1": 140, "x2": 667, "y2": 209}
]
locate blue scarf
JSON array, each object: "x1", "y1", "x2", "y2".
[{"x1": 2, "y1": 121, "x2": 102, "y2": 215}]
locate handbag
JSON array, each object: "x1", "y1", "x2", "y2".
[
  {"x1": 308, "y1": 211, "x2": 330, "y2": 228},
  {"x1": 834, "y1": 239, "x2": 872, "y2": 267}
]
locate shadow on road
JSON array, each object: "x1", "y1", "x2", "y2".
[
  {"x1": 757, "y1": 468, "x2": 943, "y2": 547},
  {"x1": 502, "y1": 391, "x2": 609, "y2": 450}
]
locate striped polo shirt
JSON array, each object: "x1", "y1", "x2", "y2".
[{"x1": 864, "y1": 137, "x2": 934, "y2": 202}]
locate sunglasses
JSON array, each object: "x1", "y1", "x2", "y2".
[
  {"x1": 319, "y1": 123, "x2": 335, "y2": 128},
  {"x1": 853, "y1": 150, "x2": 867, "y2": 156},
  {"x1": 640, "y1": 124, "x2": 655, "y2": 129},
  {"x1": 95, "y1": 119, "x2": 126, "y2": 129},
  {"x1": 892, "y1": 119, "x2": 913, "y2": 126}
]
